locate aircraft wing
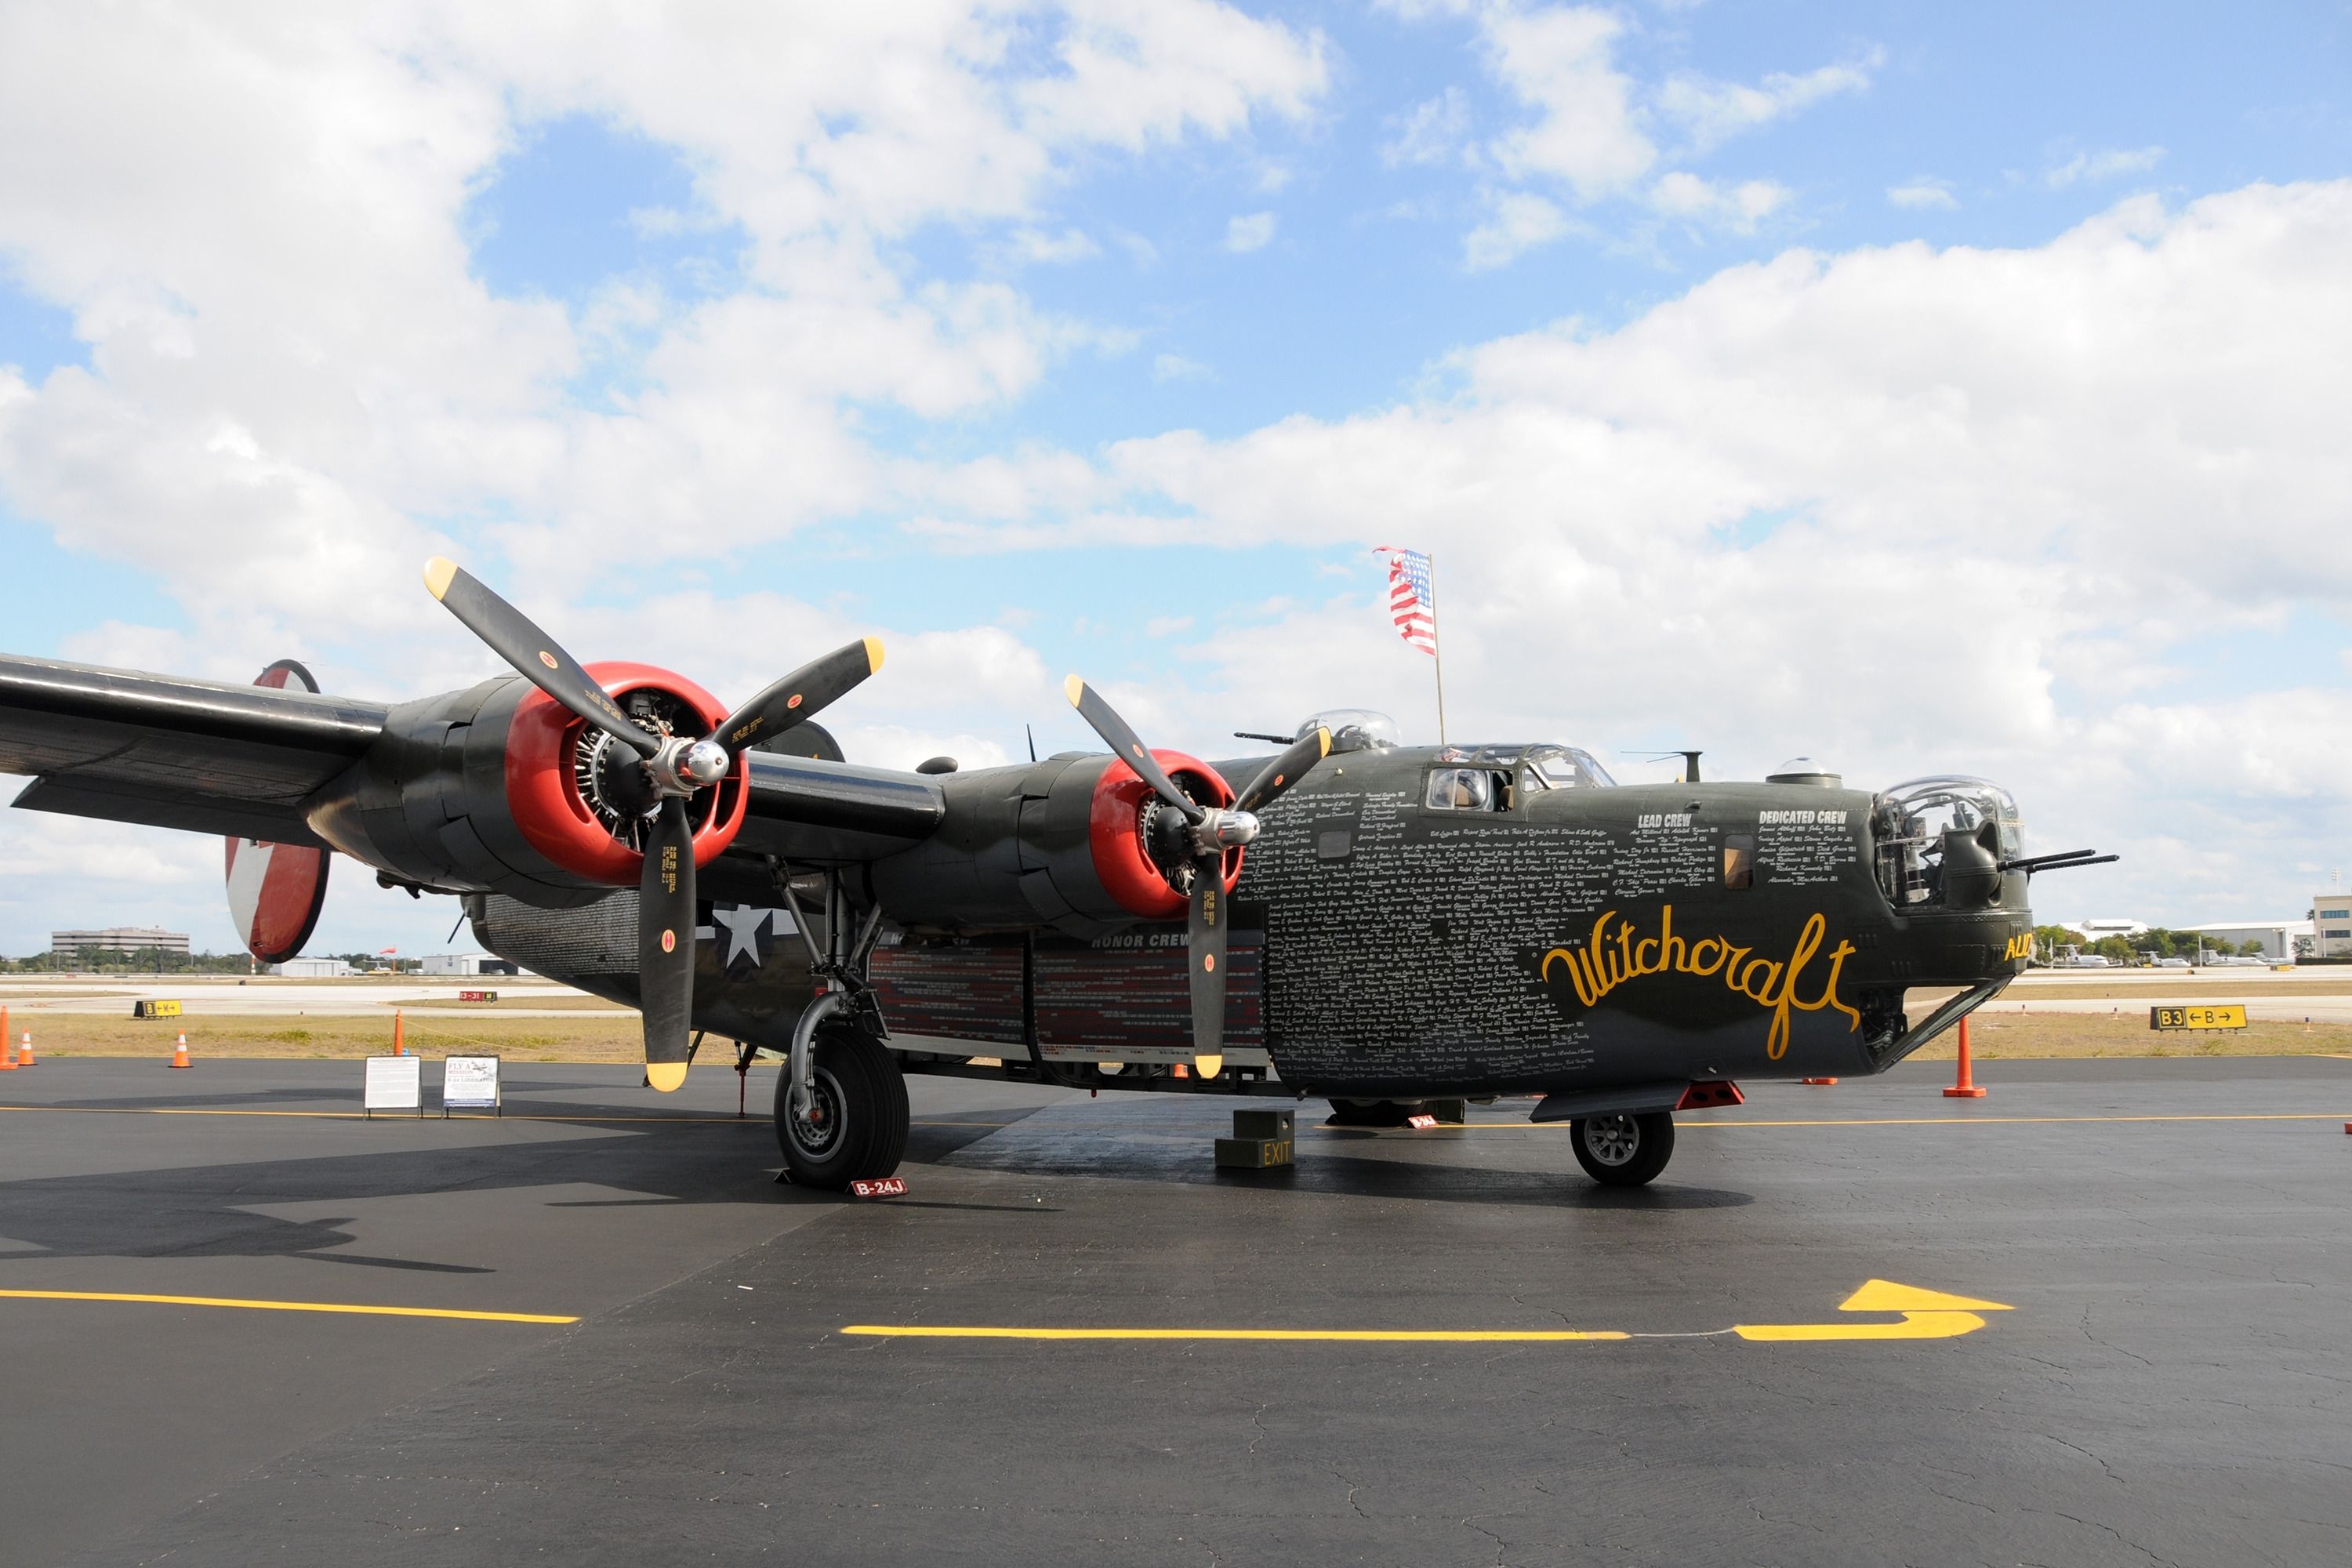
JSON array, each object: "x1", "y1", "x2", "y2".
[
  {"x1": 0, "y1": 653, "x2": 387, "y2": 848},
  {"x1": 0, "y1": 651, "x2": 944, "y2": 865}
]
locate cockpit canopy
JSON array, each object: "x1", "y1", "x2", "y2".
[
  {"x1": 1294, "y1": 709, "x2": 1402, "y2": 753},
  {"x1": 1423, "y1": 743, "x2": 1616, "y2": 811}
]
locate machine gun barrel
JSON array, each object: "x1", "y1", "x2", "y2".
[{"x1": 1998, "y1": 848, "x2": 2118, "y2": 875}]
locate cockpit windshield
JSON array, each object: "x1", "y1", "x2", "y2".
[
  {"x1": 1531, "y1": 747, "x2": 1613, "y2": 788},
  {"x1": 1872, "y1": 775, "x2": 2023, "y2": 906},
  {"x1": 1428, "y1": 743, "x2": 1614, "y2": 789}
]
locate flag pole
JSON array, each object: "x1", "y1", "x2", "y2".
[{"x1": 1428, "y1": 553, "x2": 1447, "y2": 746}]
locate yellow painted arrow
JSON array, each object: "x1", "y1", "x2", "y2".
[
  {"x1": 842, "y1": 1279, "x2": 2015, "y2": 1345},
  {"x1": 1731, "y1": 1279, "x2": 2014, "y2": 1342}
]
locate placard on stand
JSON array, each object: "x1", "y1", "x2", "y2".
[
  {"x1": 442, "y1": 1054, "x2": 502, "y2": 1116},
  {"x1": 363, "y1": 1054, "x2": 423, "y2": 1119}
]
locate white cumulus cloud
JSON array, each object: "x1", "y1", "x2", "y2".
[
  {"x1": 1657, "y1": 52, "x2": 1881, "y2": 153},
  {"x1": 2047, "y1": 145, "x2": 2167, "y2": 188},
  {"x1": 1888, "y1": 180, "x2": 1958, "y2": 210},
  {"x1": 1225, "y1": 211, "x2": 1279, "y2": 252}
]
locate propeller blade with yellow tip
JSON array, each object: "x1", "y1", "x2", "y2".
[
  {"x1": 637, "y1": 797, "x2": 697, "y2": 1092},
  {"x1": 420, "y1": 556, "x2": 657, "y2": 758},
  {"x1": 1235, "y1": 726, "x2": 1333, "y2": 814},
  {"x1": 1062, "y1": 674, "x2": 1203, "y2": 822},
  {"x1": 713, "y1": 637, "x2": 887, "y2": 760},
  {"x1": 1188, "y1": 862, "x2": 1229, "y2": 1080}
]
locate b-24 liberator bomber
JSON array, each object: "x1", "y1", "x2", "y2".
[{"x1": 0, "y1": 561, "x2": 2112, "y2": 1190}]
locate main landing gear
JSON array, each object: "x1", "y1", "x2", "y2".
[
  {"x1": 1568, "y1": 1111, "x2": 1676, "y2": 1188},
  {"x1": 775, "y1": 1021, "x2": 909, "y2": 1189}
]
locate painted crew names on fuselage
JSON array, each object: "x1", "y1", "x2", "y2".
[{"x1": 1756, "y1": 808, "x2": 1860, "y2": 889}]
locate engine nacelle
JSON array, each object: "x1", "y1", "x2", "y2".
[
  {"x1": 306, "y1": 661, "x2": 750, "y2": 906},
  {"x1": 869, "y1": 749, "x2": 1240, "y2": 938}
]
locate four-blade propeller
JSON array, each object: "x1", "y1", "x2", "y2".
[
  {"x1": 424, "y1": 557, "x2": 881, "y2": 1091},
  {"x1": 1063, "y1": 677, "x2": 1330, "y2": 1076}
]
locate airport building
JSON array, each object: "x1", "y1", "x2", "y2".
[
  {"x1": 273, "y1": 956, "x2": 356, "y2": 978},
  {"x1": 2315, "y1": 894, "x2": 2352, "y2": 958},
  {"x1": 49, "y1": 926, "x2": 191, "y2": 959},
  {"x1": 418, "y1": 953, "x2": 517, "y2": 975},
  {"x1": 2183, "y1": 920, "x2": 2314, "y2": 960}
]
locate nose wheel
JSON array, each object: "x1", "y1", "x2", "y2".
[
  {"x1": 1569, "y1": 1111, "x2": 1676, "y2": 1187},
  {"x1": 774, "y1": 1022, "x2": 909, "y2": 1190}
]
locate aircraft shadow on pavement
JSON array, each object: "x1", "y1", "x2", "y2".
[
  {"x1": 1282, "y1": 1154, "x2": 1754, "y2": 1210},
  {"x1": 20, "y1": 1078, "x2": 673, "y2": 1112},
  {"x1": 0, "y1": 1089, "x2": 1045, "y2": 1269},
  {"x1": 946, "y1": 1134, "x2": 1757, "y2": 1211},
  {"x1": 0, "y1": 1115, "x2": 910, "y2": 1269}
]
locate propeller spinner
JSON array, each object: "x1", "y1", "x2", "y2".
[
  {"x1": 1062, "y1": 677, "x2": 1330, "y2": 1077},
  {"x1": 424, "y1": 557, "x2": 881, "y2": 1091}
]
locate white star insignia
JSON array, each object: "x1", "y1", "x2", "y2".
[{"x1": 710, "y1": 904, "x2": 769, "y2": 968}]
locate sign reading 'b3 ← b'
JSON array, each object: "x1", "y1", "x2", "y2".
[{"x1": 2151, "y1": 1005, "x2": 2247, "y2": 1031}]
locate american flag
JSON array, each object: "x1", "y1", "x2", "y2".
[{"x1": 1375, "y1": 546, "x2": 1438, "y2": 655}]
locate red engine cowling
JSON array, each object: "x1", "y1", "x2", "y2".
[
  {"x1": 503, "y1": 661, "x2": 750, "y2": 883},
  {"x1": 867, "y1": 746, "x2": 1243, "y2": 937},
  {"x1": 1086, "y1": 749, "x2": 1243, "y2": 920}
]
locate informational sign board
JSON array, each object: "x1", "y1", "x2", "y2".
[
  {"x1": 441, "y1": 1054, "x2": 501, "y2": 1116},
  {"x1": 456, "y1": 989, "x2": 498, "y2": 1004},
  {"x1": 849, "y1": 1178, "x2": 908, "y2": 1199},
  {"x1": 364, "y1": 1054, "x2": 423, "y2": 1117},
  {"x1": 2151, "y1": 1005, "x2": 2248, "y2": 1031},
  {"x1": 131, "y1": 999, "x2": 183, "y2": 1019}
]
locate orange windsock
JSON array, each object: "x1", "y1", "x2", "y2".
[{"x1": 169, "y1": 1032, "x2": 192, "y2": 1069}]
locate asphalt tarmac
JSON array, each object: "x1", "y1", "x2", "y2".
[{"x1": 2, "y1": 1055, "x2": 2348, "y2": 1566}]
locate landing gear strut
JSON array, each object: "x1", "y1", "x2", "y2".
[
  {"x1": 763, "y1": 858, "x2": 908, "y2": 1189},
  {"x1": 1570, "y1": 1111, "x2": 1676, "y2": 1187}
]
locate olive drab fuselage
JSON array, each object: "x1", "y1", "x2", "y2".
[{"x1": 471, "y1": 742, "x2": 2034, "y2": 1102}]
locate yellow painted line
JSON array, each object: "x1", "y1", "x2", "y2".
[
  {"x1": 847, "y1": 1279, "x2": 2013, "y2": 1347},
  {"x1": 1732, "y1": 1311, "x2": 1984, "y2": 1341},
  {"x1": 0, "y1": 1288, "x2": 576, "y2": 1324},
  {"x1": 844, "y1": 1324, "x2": 1628, "y2": 1342}
]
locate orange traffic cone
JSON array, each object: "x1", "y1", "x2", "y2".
[
  {"x1": 1944, "y1": 1015, "x2": 1985, "y2": 1098},
  {"x1": 1800, "y1": 1076, "x2": 1838, "y2": 1086},
  {"x1": 392, "y1": 1010, "x2": 405, "y2": 1057},
  {"x1": 0, "y1": 1007, "x2": 14, "y2": 1073},
  {"x1": 169, "y1": 1032, "x2": 192, "y2": 1069},
  {"x1": 15, "y1": 1029, "x2": 32, "y2": 1068}
]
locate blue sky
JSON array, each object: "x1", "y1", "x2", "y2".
[{"x1": 1, "y1": 1, "x2": 2348, "y2": 953}]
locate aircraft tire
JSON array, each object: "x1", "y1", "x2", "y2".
[
  {"x1": 1569, "y1": 1111, "x2": 1675, "y2": 1187},
  {"x1": 775, "y1": 1022, "x2": 910, "y2": 1189}
]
